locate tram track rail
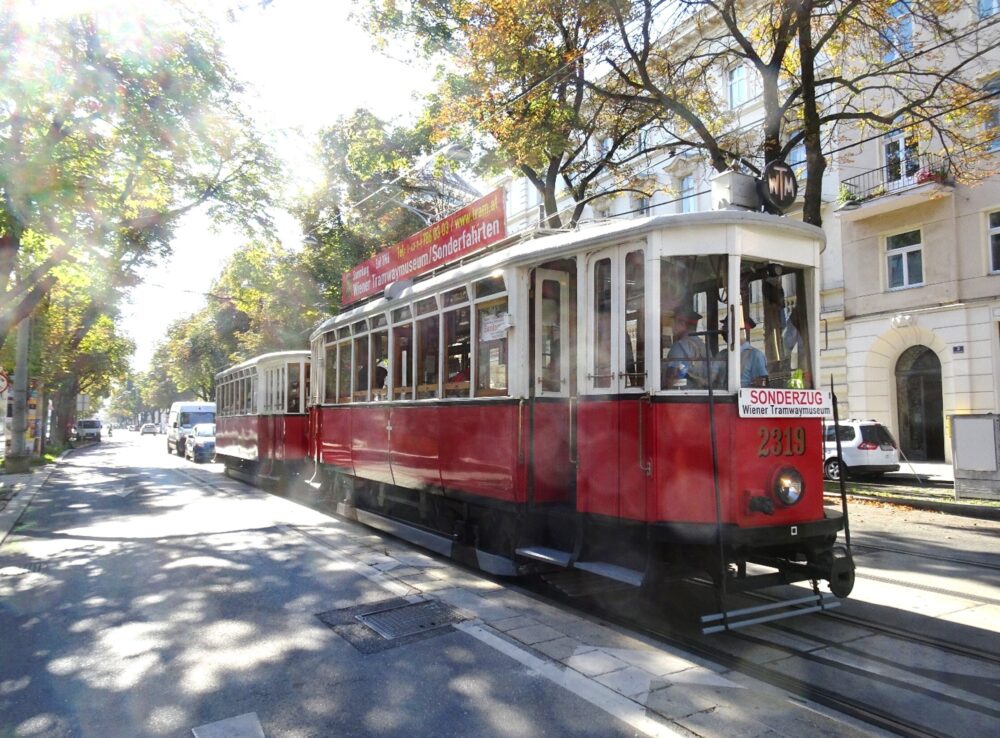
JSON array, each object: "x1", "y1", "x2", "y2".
[
  {"x1": 528, "y1": 578, "x2": 960, "y2": 738},
  {"x1": 851, "y1": 541, "x2": 1000, "y2": 573}
]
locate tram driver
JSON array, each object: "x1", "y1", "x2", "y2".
[
  {"x1": 663, "y1": 308, "x2": 711, "y2": 388},
  {"x1": 719, "y1": 316, "x2": 768, "y2": 387}
]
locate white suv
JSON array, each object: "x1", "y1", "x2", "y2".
[{"x1": 823, "y1": 419, "x2": 900, "y2": 481}]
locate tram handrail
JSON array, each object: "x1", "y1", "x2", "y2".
[{"x1": 638, "y1": 393, "x2": 652, "y2": 477}]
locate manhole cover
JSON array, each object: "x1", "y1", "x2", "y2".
[
  {"x1": 356, "y1": 600, "x2": 460, "y2": 640},
  {"x1": 316, "y1": 597, "x2": 469, "y2": 654}
]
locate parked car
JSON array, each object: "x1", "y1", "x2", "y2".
[
  {"x1": 184, "y1": 423, "x2": 216, "y2": 463},
  {"x1": 76, "y1": 419, "x2": 102, "y2": 442},
  {"x1": 823, "y1": 419, "x2": 900, "y2": 480},
  {"x1": 140, "y1": 423, "x2": 158, "y2": 435}
]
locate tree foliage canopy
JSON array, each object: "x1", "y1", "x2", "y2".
[{"x1": 0, "y1": 1, "x2": 280, "y2": 347}]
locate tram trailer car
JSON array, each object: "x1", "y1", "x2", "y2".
[
  {"x1": 215, "y1": 351, "x2": 311, "y2": 483},
  {"x1": 302, "y1": 212, "x2": 855, "y2": 618}
]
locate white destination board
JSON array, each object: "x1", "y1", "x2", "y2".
[{"x1": 738, "y1": 388, "x2": 833, "y2": 418}]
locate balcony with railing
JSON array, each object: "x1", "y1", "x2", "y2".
[{"x1": 836, "y1": 152, "x2": 955, "y2": 220}]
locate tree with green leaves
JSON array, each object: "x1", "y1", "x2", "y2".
[
  {"x1": 0, "y1": 1, "x2": 279, "y2": 347},
  {"x1": 295, "y1": 108, "x2": 470, "y2": 308},
  {"x1": 591, "y1": 0, "x2": 1000, "y2": 225},
  {"x1": 362, "y1": 0, "x2": 667, "y2": 228}
]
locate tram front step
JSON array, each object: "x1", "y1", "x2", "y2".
[{"x1": 515, "y1": 546, "x2": 644, "y2": 587}]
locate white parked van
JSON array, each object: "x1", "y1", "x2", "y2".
[
  {"x1": 166, "y1": 401, "x2": 216, "y2": 457},
  {"x1": 76, "y1": 419, "x2": 102, "y2": 442}
]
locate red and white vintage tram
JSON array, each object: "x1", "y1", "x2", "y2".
[
  {"x1": 306, "y1": 211, "x2": 855, "y2": 628},
  {"x1": 215, "y1": 350, "x2": 311, "y2": 483}
]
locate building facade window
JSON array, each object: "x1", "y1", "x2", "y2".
[
  {"x1": 788, "y1": 140, "x2": 807, "y2": 178},
  {"x1": 884, "y1": 2, "x2": 913, "y2": 61},
  {"x1": 886, "y1": 229, "x2": 923, "y2": 289},
  {"x1": 636, "y1": 195, "x2": 650, "y2": 215},
  {"x1": 980, "y1": 0, "x2": 1000, "y2": 19},
  {"x1": 986, "y1": 79, "x2": 1000, "y2": 153},
  {"x1": 727, "y1": 65, "x2": 748, "y2": 108},
  {"x1": 680, "y1": 174, "x2": 696, "y2": 213},
  {"x1": 884, "y1": 129, "x2": 920, "y2": 185},
  {"x1": 989, "y1": 211, "x2": 1000, "y2": 273}
]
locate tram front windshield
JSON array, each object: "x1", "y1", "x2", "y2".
[{"x1": 660, "y1": 256, "x2": 813, "y2": 391}]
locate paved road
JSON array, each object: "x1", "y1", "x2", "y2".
[{"x1": 0, "y1": 436, "x2": 886, "y2": 738}]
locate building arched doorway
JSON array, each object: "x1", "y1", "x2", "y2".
[{"x1": 895, "y1": 345, "x2": 944, "y2": 461}]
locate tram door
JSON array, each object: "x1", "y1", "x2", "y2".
[
  {"x1": 579, "y1": 246, "x2": 648, "y2": 520},
  {"x1": 531, "y1": 267, "x2": 575, "y2": 504}
]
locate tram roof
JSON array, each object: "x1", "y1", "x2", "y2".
[
  {"x1": 215, "y1": 349, "x2": 311, "y2": 380},
  {"x1": 311, "y1": 210, "x2": 824, "y2": 340}
]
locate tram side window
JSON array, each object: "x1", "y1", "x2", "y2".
[
  {"x1": 741, "y1": 261, "x2": 813, "y2": 388},
  {"x1": 353, "y1": 334, "x2": 369, "y2": 401},
  {"x1": 593, "y1": 257, "x2": 613, "y2": 389},
  {"x1": 444, "y1": 306, "x2": 471, "y2": 398},
  {"x1": 660, "y1": 255, "x2": 729, "y2": 390},
  {"x1": 304, "y1": 363, "x2": 311, "y2": 408},
  {"x1": 624, "y1": 249, "x2": 646, "y2": 388},
  {"x1": 337, "y1": 340, "x2": 352, "y2": 403},
  {"x1": 416, "y1": 313, "x2": 440, "y2": 399},
  {"x1": 287, "y1": 363, "x2": 300, "y2": 413},
  {"x1": 371, "y1": 331, "x2": 389, "y2": 400},
  {"x1": 324, "y1": 344, "x2": 337, "y2": 403},
  {"x1": 393, "y1": 322, "x2": 413, "y2": 400},
  {"x1": 477, "y1": 297, "x2": 509, "y2": 396}
]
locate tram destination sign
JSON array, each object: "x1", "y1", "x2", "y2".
[
  {"x1": 738, "y1": 388, "x2": 833, "y2": 418},
  {"x1": 342, "y1": 189, "x2": 507, "y2": 306}
]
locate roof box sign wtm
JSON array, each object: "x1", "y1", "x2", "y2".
[{"x1": 341, "y1": 189, "x2": 507, "y2": 306}]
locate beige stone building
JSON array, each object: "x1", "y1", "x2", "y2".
[{"x1": 499, "y1": 2, "x2": 1000, "y2": 464}]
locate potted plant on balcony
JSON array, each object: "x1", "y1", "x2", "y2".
[
  {"x1": 838, "y1": 183, "x2": 860, "y2": 205},
  {"x1": 916, "y1": 166, "x2": 950, "y2": 185}
]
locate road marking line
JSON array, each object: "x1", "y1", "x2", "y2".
[
  {"x1": 455, "y1": 622, "x2": 684, "y2": 738},
  {"x1": 191, "y1": 711, "x2": 265, "y2": 738}
]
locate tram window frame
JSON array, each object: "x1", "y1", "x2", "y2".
[
  {"x1": 324, "y1": 340, "x2": 338, "y2": 404},
  {"x1": 370, "y1": 329, "x2": 389, "y2": 401},
  {"x1": 659, "y1": 255, "x2": 731, "y2": 392},
  {"x1": 416, "y1": 310, "x2": 441, "y2": 399},
  {"x1": 624, "y1": 248, "x2": 647, "y2": 390},
  {"x1": 475, "y1": 294, "x2": 510, "y2": 397},
  {"x1": 337, "y1": 339, "x2": 352, "y2": 403},
  {"x1": 303, "y1": 362, "x2": 311, "y2": 410},
  {"x1": 442, "y1": 285, "x2": 469, "y2": 307},
  {"x1": 740, "y1": 259, "x2": 813, "y2": 389},
  {"x1": 287, "y1": 362, "x2": 301, "y2": 413},
  {"x1": 443, "y1": 302, "x2": 472, "y2": 398},
  {"x1": 392, "y1": 319, "x2": 414, "y2": 401},
  {"x1": 475, "y1": 275, "x2": 506, "y2": 299},
  {"x1": 353, "y1": 332, "x2": 370, "y2": 402}
]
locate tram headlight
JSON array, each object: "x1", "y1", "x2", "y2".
[{"x1": 773, "y1": 467, "x2": 804, "y2": 506}]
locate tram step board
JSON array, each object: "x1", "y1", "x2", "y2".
[
  {"x1": 574, "y1": 561, "x2": 644, "y2": 588},
  {"x1": 515, "y1": 546, "x2": 572, "y2": 567}
]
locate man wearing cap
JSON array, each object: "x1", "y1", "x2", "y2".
[
  {"x1": 664, "y1": 308, "x2": 710, "y2": 388},
  {"x1": 721, "y1": 316, "x2": 767, "y2": 387}
]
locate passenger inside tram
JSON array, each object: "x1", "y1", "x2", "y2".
[
  {"x1": 719, "y1": 316, "x2": 768, "y2": 387},
  {"x1": 663, "y1": 308, "x2": 710, "y2": 388}
]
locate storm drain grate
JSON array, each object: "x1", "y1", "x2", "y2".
[
  {"x1": 316, "y1": 597, "x2": 469, "y2": 654},
  {"x1": 356, "y1": 599, "x2": 459, "y2": 640}
]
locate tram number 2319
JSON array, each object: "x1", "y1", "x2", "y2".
[{"x1": 757, "y1": 426, "x2": 806, "y2": 457}]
